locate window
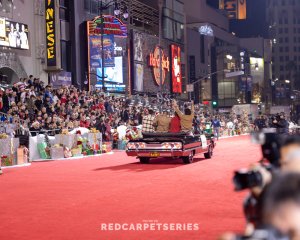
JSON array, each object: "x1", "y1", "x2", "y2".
[
  {"x1": 84, "y1": 0, "x2": 99, "y2": 15},
  {"x1": 163, "y1": 17, "x2": 174, "y2": 40},
  {"x1": 218, "y1": 80, "x2": 237, "y2": 100},
  {"x1": 60, "y1": 0, "x2": 70, "y2": 21},
  {"x1": 280, "y1": 65, "x2": 284, "y2": 71},
  {"x1": 163, "y1": 0, "x2": 184, "y2": 43},
  {"x1": 61, "y1": 40, "x2": 72, "y2": 72}
]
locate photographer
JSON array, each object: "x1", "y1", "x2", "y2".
[
  {"x1": 221, "y1": 134, "x2": 300, "y2": 240},
  {"x1": 273, "y1": 114, "x2": 289, "y2": 134},
  {"x1": 278, "y1": 136, "x2": 300, "y2": 172},
  {"x1": 261, "y1": 173, "x2": 300, "y2": 240}
]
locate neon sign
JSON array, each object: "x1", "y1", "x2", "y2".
[
  {"x1": 149, "y1": 47, "x2": 170, "y2": 86},
  {"x1": 88, "y1": 15, "x2": 127, "y2": 37},
  {"x1": 45, "y1": 0, "x2": 57, "y2": 67},
  {"x1": 171, "y1": 45, "x2": 182, "y2": 93},
  {"x1": 199, "y1": 25, "x2": 214, "y2": 36}
]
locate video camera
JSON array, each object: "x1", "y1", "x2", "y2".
[
  {"x1": 235, "y1": 228, "x2": 289, "y2": 240},
  {"x1": 233, "y1": 130, "x2": 284, "y2": 191}
]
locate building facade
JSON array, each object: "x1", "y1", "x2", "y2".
[
  {"x1": 0, "y1": 0, "x2": 186, "y2": 97},
  {"x1": 185, "y1": 0, "x2": 271, "y2": 112},
  {"x1": 0, "y1": 0, "x2": 47, "y2": 84},
  {"x1": 185, "y1": 0, "x2": 243, "y2": 108},
  {"x1": 267, "y1": 0, "x2": 300, "y2": 105}
]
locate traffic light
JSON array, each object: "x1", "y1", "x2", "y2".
[{"x1": 212, "y1": 101, "x2": 218, "y2": 108}]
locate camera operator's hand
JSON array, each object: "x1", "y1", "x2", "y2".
[
  {"x1": 250, "y1": 164, "x2": 272, "y2": 197},
  {"x1": 218, "y1": 232, "x2": 236, "y2": 240}
]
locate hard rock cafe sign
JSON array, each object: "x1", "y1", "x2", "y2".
[{"x1": 149, "y1": 47, "x2": 170, "y2": 86}]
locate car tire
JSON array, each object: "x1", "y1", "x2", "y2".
[
  {"x1": 182, "y1": 152, "x2": 194, "y2": 164},
  {"x1": 139, "y1": 157, "x2": 150, "y2": 164},
  {"x1": 204, "y1": 146, "x2": 213, "y2": 159}
]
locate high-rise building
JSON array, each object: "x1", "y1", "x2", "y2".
[
  {"x1": 267, "y1": 0, "x2": 300, "y2": 94},
  {"x1": 185, "y1": 0, "x2": 268, "y2": 111}
]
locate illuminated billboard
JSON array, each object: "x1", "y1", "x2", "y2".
[
  {"x1": 149, "y1": 47, "x2": 170, "y2": 86},
  {"x1": 0, "y1": 17, "x2": 29, "y2": 50},
  {"x1": 96, "y1": 56, "x2": 125, "y2": 92},
  {"x1": 219, "y1": 0, "x2": 247, "y2": 20},
  {"x1": 89, "y1": 35, "x2": 115, "y2": 69},
  {"x1": 45, "y1": 0, "x2": 61, "y2": 70},
  {"x1": 171, "y1": 45, "x2": 182, "y2": 93},
  {"x1": 87, "y1": 15, "x2": 127, "y2": 92}
]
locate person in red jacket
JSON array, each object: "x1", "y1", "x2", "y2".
[{"x1": 169, "y1": 112, "x2": 181, "y2": 133}]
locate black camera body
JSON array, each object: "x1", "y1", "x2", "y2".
[
  {"x1": 233, "y1": 169, "x2": 264, "y2": 191},
  {"x1": 235, "y1": 228, "x2": 290, "y2": 240},
  {"x1": 233, "y1": 131, "x2": 284, "y2": 192}
]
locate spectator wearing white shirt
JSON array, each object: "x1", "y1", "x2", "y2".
[{"x1": 117, "y1": 122, "x2": 127, "y2": 140}]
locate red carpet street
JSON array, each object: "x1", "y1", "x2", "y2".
[{"x1": 0, "y1": 136, "x2": 260, "y2": 240}]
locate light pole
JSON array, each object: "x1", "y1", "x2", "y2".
[{"x1": 158, "y1": 0, "x2": 164, "y2": 94}]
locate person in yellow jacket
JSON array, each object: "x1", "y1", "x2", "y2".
[{"x1": 172, "y1": 100, "x2": 194, "y2": 132}]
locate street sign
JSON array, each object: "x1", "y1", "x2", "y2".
[
  {"x1": 225, "y1": 71, "x2": 244, "y2": 78},
  {"x1": 186, "y1": 84, "x2": 194, "y2": 92}
]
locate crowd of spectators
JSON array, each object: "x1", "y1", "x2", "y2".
[{"x1": 1, "y1": 76, "x2": 296, "y2": 141}]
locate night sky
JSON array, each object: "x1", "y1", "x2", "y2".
[{"x1": 207, "y1": 0, "x2": 268, "y2": 38}]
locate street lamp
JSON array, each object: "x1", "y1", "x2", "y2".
[
  {"x1": 158, "y1": 0, "x2": 164, "y2": 94},
  {"x1": 96, "y1": 0, "x2": 128, "y2": 92}
]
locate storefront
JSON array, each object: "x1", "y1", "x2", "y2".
[{"x1": 131, "y1": 29, "x2": 184, "y2": 95}]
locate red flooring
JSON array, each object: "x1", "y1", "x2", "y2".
[{"x1": 0, "y1": 136, "x2": 261, "y2": 240}]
